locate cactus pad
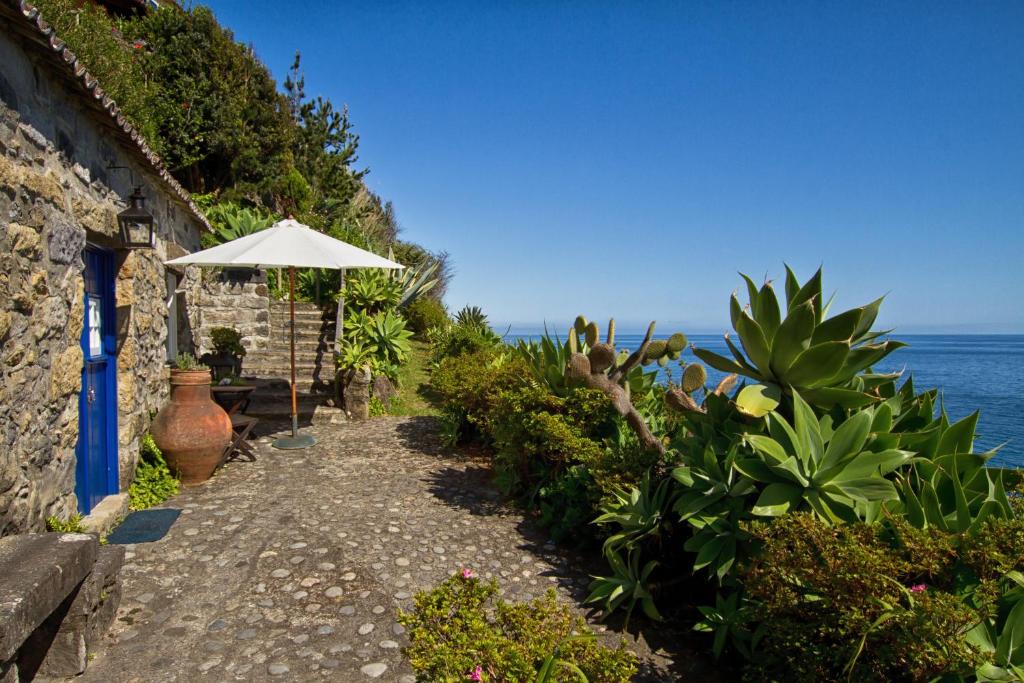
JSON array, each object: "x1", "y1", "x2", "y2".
[
  {"x1": 566, "y1": 353, "x2": 591, "y2": 380},
  {"x1": 682, "y1": 363, "x2": 708, "y2": 393},
  {"x1": 574, "y1": 316, "x2": 589, "y2": 335},
  {"x1": 645, "y1": 339, "x2": 667, "y2": 360},
  {"x1": 567, "y1": 331, "x2": 579, "y2": 354},
  {"x1": 607, "y1": 318, "x2": 616, "y2": 345},
  {"x1": 666, "y1": 332, "x2": 688, "y2": 353},
  {"x1": 585, "y1": 321, "x2": 600, "y2": 348}
]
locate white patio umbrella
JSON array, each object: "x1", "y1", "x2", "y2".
[{"x1": 166, "y1": 218, "x2": 403, "y2": 449}]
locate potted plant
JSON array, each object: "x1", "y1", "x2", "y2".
[
  {"x1": 150, "y1": 353, "x2": 232, "y2": 485},
  {"x1": 204, "y1": 327, "x2": 247, "y2": 380}
]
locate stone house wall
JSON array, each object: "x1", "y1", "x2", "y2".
[
  {"x1": 0, "y1": 27, "x2": 205, "y2": 535},
  {"x1": 192, "y1": 269, "x2": 272, "y2": 356}
]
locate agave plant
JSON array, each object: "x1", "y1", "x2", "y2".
[
  {"x1": 585, "y1": 547, "x2": 661, "y2": 625},
  {"x1": 736, "y1": 390, "x2": 908, "y2": 524},
  {"x1": 365, "y1": 310, "x2": 413, "y2": 367},
  {"x1": 394, "y1": 260, "x2": 439, "y2": 308},
  {"x1": 206, "y1": 203, "x2": 274, "y2": 244},
  {"x1": 345, "y1": 269, "x2": 402, "y2": 314},
  {"x1": 455, "y1": 305, "x2": 489, "y2": 329},
  {"x1": 693, "y1": 267, "x2": 905, "y2": 409}
]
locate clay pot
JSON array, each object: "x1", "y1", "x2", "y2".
[{"x1": 151, "y1": 369, "x2": 232, "y2": 485}]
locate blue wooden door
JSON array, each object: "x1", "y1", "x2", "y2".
[{"x1": 76, "y1": 247, "x2": 118, "y2": 515}]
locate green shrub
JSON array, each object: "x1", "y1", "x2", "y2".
[
  {"x1": 129, "y1": 434, "x2": 180, "y2": 511},
  {"x1": 369, "y1": 396, "x2": 388, "y2": 417},
  {"x1": 429, "y1": 349, "x2": 530, "y2": 439},
  {"x1": 405, "y1": 297, "x2": 449, "y2": 339},
  {"x1": 428, "y1": 319, "x2": 503, "y2": 365},
  {"x1": 739, "y1": 514, "x2": 1019, "y2": 682},
  {"x1": 399, "y1": 571, "x2": 638, "y2": 682},
  {"x1": 46, "y1": 513, "x2": 85, "y2": 533},
  {"x1": 210, "y1": 326, "x2": 246, "y2": 357}
]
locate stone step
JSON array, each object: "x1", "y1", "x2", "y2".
[
  {"x1": 248, "y1": 348, "x2": 334, "y2": 363},
  {"x1": 243, "y1": 376, "x2": 334, "y2": 395}
]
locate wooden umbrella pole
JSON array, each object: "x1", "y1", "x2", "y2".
[{"x1": 289, "y1": 266, "x2": 298, "y2": 437}]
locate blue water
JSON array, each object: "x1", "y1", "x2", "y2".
[{"x1": 508, "y1": 332, "x2": 1024, "y2": 469}]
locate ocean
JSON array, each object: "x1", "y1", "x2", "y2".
[{"x1": 507, "y1": 332, "x2": 1024, "y2": 469}]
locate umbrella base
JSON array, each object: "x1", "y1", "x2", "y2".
[{"x1": 272, "y1": 434, "x2": 317, "y2": 450}]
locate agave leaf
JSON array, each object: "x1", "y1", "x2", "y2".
[
  {"x1": 852, "y1": 296, "x2": 885, "y2": 342},
  {"x1": 734, "y1": 457, "x2": 778, "y2": 483},
  {"x1": 810, "y1": 306, "x2": 863, "y2": 345},
  {"x1": 769, "y1": 456, "x2": 811, "y2": 487},
  {"x1": 786, "y1": 341, "x2": 850, "y2": 388},
  {"x1": 693, "y1": 347, "x2": 749, "y2": 376},
  {"x1": 740, "y1": 273, "x2": 761, "y2": 318},
  {"x1": 769, "y1": 300, "x2": 815, "y2": 376},
  {"x1": 826, "y1": 477, "x2": 899, "y2": 503},
  {"x1": 938, "y1": 411, "x2": 980, "y2": 455},
  {"x1": 900, "y1": 479, "x2": 927, "y2": 527},
  {"x1": 830, "y1": 341, "x2": 906, "y2": 385},
  {"x1": 735, "y1": 312, "x2": 771, "y2": 373},
  {"x1": 758, "y1": 282, "x2": 782, "y2": 340},
  {"x1": 789, "y1": 267, "x2": 823, "y2": 322},
  {"x1": 784, "y1": 265, "x2": 801, "y2": 306},
  {"x1": 752, "y1": 482, "x2": 803, "y2": 516},
  {"x1": 819, "y1": 410, "x2": 873, "y2": 474},
  {"x1": 792, "y1": 391, "x2": 823, "y2": 465},
  {"x1": 801, "y1": 387, "x2": 880, "y2": 409},
  {"x1": 995, "y1": 595, "x2": 1024, "y2": 666},
  {"x1": 730, "y1": 293, "x2": 743, "y2": 330},
  {"x1": 735, "y1": 384, "x2": 781, "y2": 418},
  {"x1": 693, "y1": 534, "x2": 726, "y2": 571}
]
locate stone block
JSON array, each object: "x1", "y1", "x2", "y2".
[
  {"x1": 80, "y1": 494, "x2": 128, "y2": 537},
  {"x1": 34, "y1": 545, "x2": 124, "y2": 678},
  {"x1": 7, "y1": 223, "x2": 40, "y2": 258},
  {"x1": 46, "y1": 214, "x2": 85, "y2": 267},
  {"x1": 49, "y1": 345, "x2": 82, "y2": 400},
  {"x1": 0, "y1": 533, "x2": 98, "y2": 662}
]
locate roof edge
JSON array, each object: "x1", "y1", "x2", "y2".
[{"x1": 8, "y1": 0, "x2": 213, "y2": 233}]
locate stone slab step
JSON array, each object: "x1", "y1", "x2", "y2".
[{"x1": 247, "y1": 350, "x2": 333, "y2": 364}]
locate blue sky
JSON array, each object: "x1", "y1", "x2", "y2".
[{"x1": 207, "y1": 0, "x2": 1024, "y2": 333}]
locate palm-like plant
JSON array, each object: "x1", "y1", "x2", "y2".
[
  {"x1": 693, "y1": 267, "x2": 904, "y2": 409},
  {"x1": 206, "y1": 203, "x2": 274, "y2": 244}
]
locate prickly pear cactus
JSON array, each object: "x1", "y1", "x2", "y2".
[
  {"x1": 584, "y1": 321, "x2": 600, "y2": 348},
  {"x1": 666, "y1": 332, "x2": 688, "y2": 353},
  {"x1": 681, "y1": 363, "x2": 707, "y2": 393}
]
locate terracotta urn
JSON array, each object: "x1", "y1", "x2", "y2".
[{"x1": 151, "y1": 369, "x2": 232, "y2": 485}]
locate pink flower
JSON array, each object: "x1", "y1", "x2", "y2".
[
  {"x1": 461, "y1": 568, "x2": 475, "y2": 580},
  {"x1": 909, "y1": 583, "x2": 927, "y2": 593},
  {"x1": 469, "y1": 665, "x2": 483, "y2": 681}
]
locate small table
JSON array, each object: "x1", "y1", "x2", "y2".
[
  {"x1": 211, "y1": 385, "x2": 256, "y2": 416},
  {"x1": 212, "y1": 385, "x2": 259, "y2": 462}
]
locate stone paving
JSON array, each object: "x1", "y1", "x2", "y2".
[{"x1": 77, "y1": 417, "x2": 681, "y2": 682}]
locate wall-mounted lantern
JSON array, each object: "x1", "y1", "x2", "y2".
[{"x1": 117, "y1": 186, "x2": 156, "y2": 249}]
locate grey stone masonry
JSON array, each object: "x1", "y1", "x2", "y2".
[
  {"x1": 0, "y1": 17, "x2": 205, "y2": 533},
  {"x1": 0, "y1": 533, "x2": 96, "y2": 676}
]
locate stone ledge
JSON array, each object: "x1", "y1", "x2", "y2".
[
  {"x1": 80, "y1": 494, "x2": 129, "y2": 538},
  {"x1": 0, "y1": 533, "x2": 97, "y2": 662}
]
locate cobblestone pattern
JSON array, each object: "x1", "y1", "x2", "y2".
[{"x1": 77, "y1": 417, "x2": 676, "y2": 682}]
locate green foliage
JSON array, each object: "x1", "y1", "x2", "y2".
[
  {"x1": 209, "y1": 327, "x2": 246, "y2": 357},
  {"x1": 455, "y1": 305, "x2": 489, "y2": 329},
  {"x1": 46, "y1": 513, "x2": 85, "y2": 533},
  {"x1": 129, "y1": 434, "x2": 180, "y2": 511},
  {"x1": 395, "y1": 260, "x2": 440, "y2": 308},
  {"x1": 692, "y1": 267, "x2": 904, "y2": 409},
  {"x1": 398, "y1": 572, "x2": 638, "y2": 682},
  {"x1": 428, "y1": 317, "x2": 504, "y2": 366},
  {"x1": 404, "y1": 297, "x2": 449, "y2": 340},
  {"x1": 173, "y1": 352, "x2": 205, "y2": 371},
  {"x1": 32, "y1": 0, "x2": 160, "y2": 146},
  {"x1": 368, "y1": 396, "x2": 388, "y2": 417},
  {"x1": 740, "y1": 513, "x2": 1024, "y2": 682},
  {"x1": 344, "y1": 269, "x2": 401, "y2": 315},
  {"x1": 204, "y1": 203, "x2": 274, "y2": 246},
  {"x1": 337, "y1": 310, "x2": 412, "y2": 382},
  {"x1": 429, "y1": 349, "x2": 530, "y2": 439}
]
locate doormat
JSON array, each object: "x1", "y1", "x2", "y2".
[{"x1": 106, "y1": 508, "x2": 181, "y2": 544}]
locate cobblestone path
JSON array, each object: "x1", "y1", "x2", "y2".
[{"x1": 79, "y1": 417, "x2": 674, "y2": 682}]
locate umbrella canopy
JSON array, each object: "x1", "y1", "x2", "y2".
[
  {"x1": 166, "y1": 218, "x2": 403, "y2": 270},
  {"x1": 165, "y1": 218, "x2": 403, "y2": 450}
]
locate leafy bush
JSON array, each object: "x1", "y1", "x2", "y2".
[
  {"x1": 405, "y1": 297, "x2": 449, "y2": 339},
  {"x1": 209, "y1": 327, "x2": 246, "y2": 357},
  {"x1": 740, "y1": 513, "x2": 1024, "y2": 682},
  {"x1": 129, "y1": 434, "x2": 180, "y2": 511},
  {"x1": 173, "y1": 352, "x2": 206, "y2": 371},
  {"x1": 46, "y1": 513, "x2": 85, "y2": 533},
  {"x1": 429, "y1": 349, "x2": 530, "y2": 440},
  {"x1": 204, "y1": 203, "x2": 274, "y2": 246},
  {"x1": 369, "y1": 396, "x2": 388, "y2": 417},
  {"x1": 398, "y1": 571, "x2": 638, "y2": 682}
]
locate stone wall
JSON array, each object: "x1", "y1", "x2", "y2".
[
  {"x1": 0, "y1": 29, "x2": 204, "y2": 534},
  {"x1": 192, "y1": 269, "x2": 271, "y2": 356}
]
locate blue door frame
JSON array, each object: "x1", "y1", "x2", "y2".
[{"x1": 76, "y1": 246, "x2": 119, "y2": 515}]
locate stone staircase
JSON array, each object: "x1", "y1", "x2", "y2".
[{"x1": 241, "y1": 301, "x2": 338, "y2": 418}]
